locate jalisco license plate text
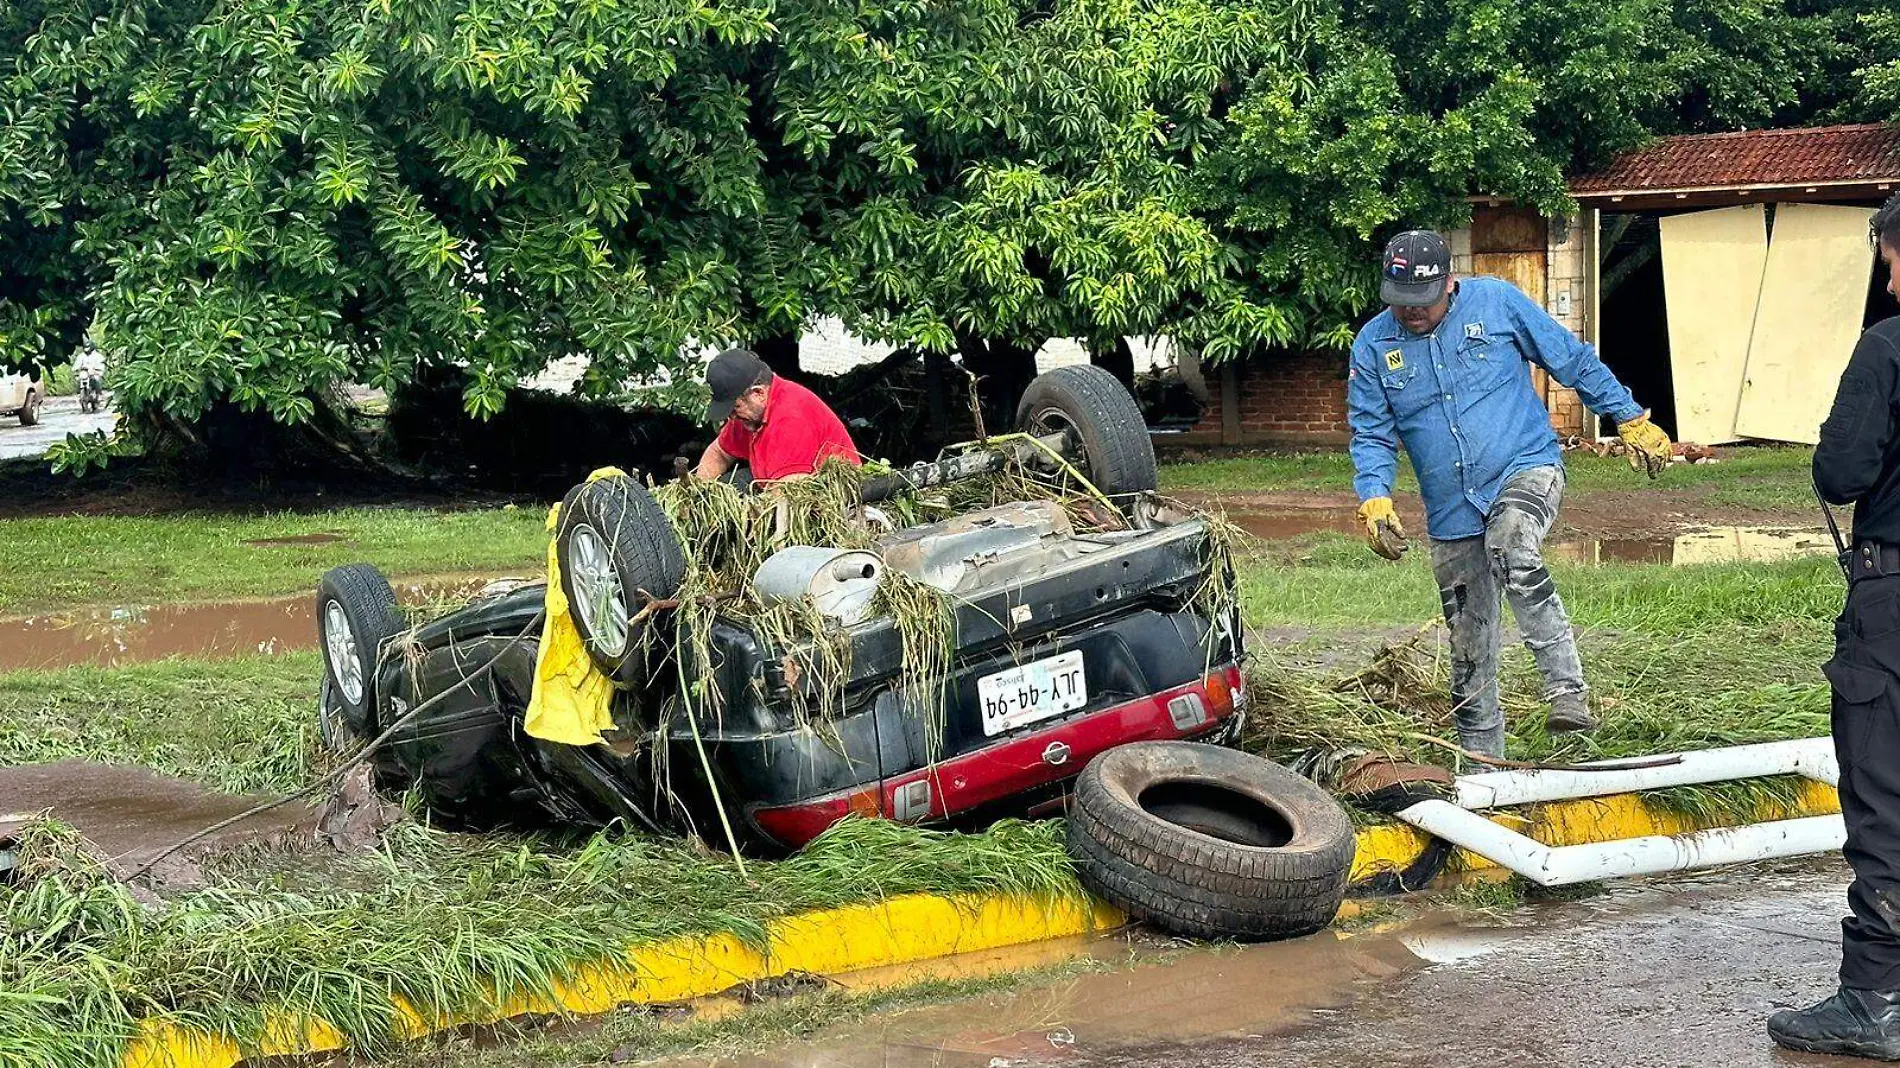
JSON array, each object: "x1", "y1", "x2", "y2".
[{"x1": 979, "y1": 652, "x2": 1088, "y2": 735}]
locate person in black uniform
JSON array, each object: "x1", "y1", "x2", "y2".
[{"x1": 1772, "y1": 192, "x2": 1900, "y2": 1060}]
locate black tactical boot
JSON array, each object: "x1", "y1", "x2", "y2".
[
  {"x1": 1546, "y1": 691, "x2": 1598, "y2": 734},
  {"x1": 1769, "y1": 988, "x2": 1900, "y2": 1060}
]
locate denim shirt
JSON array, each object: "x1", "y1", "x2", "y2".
[{"x1": 1347, "y1": 277, "x2": 1644, "y2": 540}]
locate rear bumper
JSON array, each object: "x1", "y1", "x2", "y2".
[{"x1": 746, "y1": 663, "x2": 1245, "y2": 848}]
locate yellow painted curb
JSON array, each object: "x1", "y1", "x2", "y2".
[
  {"x1": 120, "y1": 892, "x2": 1124, "y2": 1068},
  {"x1": 1349, "y1": 778, "x2": 1842, "y2": 882},
  {"x1": 119, "y1": 781, "x2": 1844, "y2": 1068}
]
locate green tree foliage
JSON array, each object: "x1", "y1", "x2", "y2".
[{"x1": 0, "y1": 0, "x2": 1891, "y2": 439}]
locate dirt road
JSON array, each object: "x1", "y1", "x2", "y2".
[
  {"x1": 0, "y1": 394, "x2": 117, "y2": 461},
  {"x1": 666, "y1": 861, "x2": 1847, "y2": 1068}
]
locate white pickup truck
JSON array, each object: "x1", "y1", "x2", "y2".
[{"x1": 0, "y1": 371, "x2": 42, "y2": 426}]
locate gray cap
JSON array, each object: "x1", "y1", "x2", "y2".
[{"x1": 1380, "y1": 231, "x2": 1452, "y2": 307}]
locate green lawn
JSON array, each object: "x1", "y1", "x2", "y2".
[
  {"x1": 0, "y1": 653, "x2": 321, "y2": 794},
  {"x1": 1160, "y1": 443, "x2": 1819, "y2": 508},
  {"x1": 0, "y1": 506, "x2": 548, "y2": 614}
]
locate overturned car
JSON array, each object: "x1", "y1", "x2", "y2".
[{"x1": 315, "y1": 366, "x2": 1250, "y2": 852}]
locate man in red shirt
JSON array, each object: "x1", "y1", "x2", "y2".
[{"x1": 693, "y1": 348, "x2": 862, "y2": 484}]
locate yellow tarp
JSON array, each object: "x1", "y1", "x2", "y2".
[{"x1": 522, "y1": 467, "x2": 628, "y2": 746}]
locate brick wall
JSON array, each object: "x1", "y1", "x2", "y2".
[{"x1": 1179, "y1": 350, "x2": 1353, "y2": 446}]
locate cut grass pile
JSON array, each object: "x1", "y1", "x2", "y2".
[
  {"x1": 0, "y1": 507, "x2": 546, "y2": 614},
  {"x1": 0, "y1": 817, "x2": 1082, "y2": 1068}
]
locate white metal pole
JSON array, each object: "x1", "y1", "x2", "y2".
[
  {"x1": 1452, "y1": 737, "x2": 1839, "y2": 810},
  {"x1": 1395, "y1": 799, "x2": 1845, "y2": 887}
]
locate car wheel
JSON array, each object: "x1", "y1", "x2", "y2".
[
  {"x1": 18, "y1": 390, "x2": 40, "y2": 426},
  {"x1": 1067, "y1": 741, "x2": 1356, "y2": 941},
  {"x1": 317, "y1": 675, "x2": 360, "y2": 755},
  {"x1": 1016, "y1": 364, "x2": 1157, "y2": 500},
  {"x1": 317, "y1": 563, "x2": 407, "y2": 736},
  {"x1": 555, "y1": 475, "x2": 687, "y2": 689}
]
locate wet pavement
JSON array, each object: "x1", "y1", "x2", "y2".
[
  {"x1": 0, "y1": 578, "x2": 494, "y2": 671},
  {"x1": 0, "y1": 394, "x2": 119, "y2": 461},
  {"x1": 662, "y1": 861, "x2": 1850, "y2": 1068}
]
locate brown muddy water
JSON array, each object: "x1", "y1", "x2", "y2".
[
  {"x1": 1227, "y1": 511, "x2": 1833, "y2": 566},
  {"x1": 0, "y1": 762, "x2": 317, "y2": 888},
  {"x1": 242, "y1": 532, "x2": 348, "y2": 547},
  {"x1": 647, "y1": 912, "x2": 1509, "y2": 1068},
  {"x1": 656, "y1": 861, "x2": 1850, "y2": 1068},
  {"x1": 0, "y1": 577, "x2": 501, "y2": 672}
]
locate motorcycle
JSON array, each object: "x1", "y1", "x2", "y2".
[{"x1": 76, "y1": 368, "x2": 104, "y2": 413}]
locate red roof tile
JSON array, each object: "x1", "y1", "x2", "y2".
[{"x1": 1570, "y1": 124, "x2": 1900, "y2": 197}]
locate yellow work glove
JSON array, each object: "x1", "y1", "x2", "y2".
[
  {"x1": 1617, "y1": 413, "x2": 1673, "y2": 479},
  {"x1": 1357, "y1": 497, "x2": 1409, "y2": 561}
]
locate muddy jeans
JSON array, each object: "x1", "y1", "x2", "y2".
[{"x1": 1428, "y1": 465, "x2": 1586, "y2": 757}]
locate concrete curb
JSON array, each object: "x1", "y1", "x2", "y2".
[
  {"x1": 122, "y1": 781, "x2": 1843, "y2": 1067},
  {"x1": 121, "y1": 893, "x2": 1125, "y2": 1068}
]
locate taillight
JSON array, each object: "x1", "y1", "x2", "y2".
[
  {"x1": 748, "y1": 787, "x2": 883, "y2": 848},
  {"x1": 1204, "y1": 669, "x2": 1235, "y2": 716}
]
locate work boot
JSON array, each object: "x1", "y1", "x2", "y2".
[
  {"x1": 1769, "y1": 988, "x2": 1900, "y2": 1060},
  {"x1": 1546, "y1": 691, "x2": 1598, "y2": 734}
]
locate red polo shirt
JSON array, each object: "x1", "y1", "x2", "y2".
[{"x1": 716, "y1": 376, "x2": 861, "y2": 481}]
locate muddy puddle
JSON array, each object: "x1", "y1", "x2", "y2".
[
  {"x1": 0, "y1": 577, "x2": 505, "y2": 672},
  {"x1": 1226, "y1": 511, "x2": 1833, "y2": 566},
  {"x1": 243, "y1": 532, "x2": 348, "y2": 547},
  {"x1": 0, "y1": 762, "x2": 317, "y2": 888},
  {"x1": 653, "y1": 915, "x2": 1510, "y2": 1068}
]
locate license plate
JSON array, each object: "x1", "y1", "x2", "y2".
[{"x1": 978, "y1": 651, "x2": 1088, "y2": 736}]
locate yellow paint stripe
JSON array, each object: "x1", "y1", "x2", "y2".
[
  {"x1": 122, "y1": 783, "x2": 1845, "y2": 1068},
  {"x1": 121, "y1": 893, "x2": 1124, "y2": 1068}
]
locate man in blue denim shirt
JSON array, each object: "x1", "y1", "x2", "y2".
[{"x1": 1347, "y1": 231, "x2": 1674, "y2": 757}]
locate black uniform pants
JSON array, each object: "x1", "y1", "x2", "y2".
[{"x1": 1828, "y1": 574, "x2": 1900, "y2": 990}]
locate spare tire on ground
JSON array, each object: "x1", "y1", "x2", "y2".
[
  {"x1": 1016, "y1": 364, "x2": 1158, "y2": 500},
  {"x1": 1067, "y1": 741, "x2": 1356, "y2": 941},
  {"x1": 554, "y1": 476, "x2": 687, "y2": 688}
]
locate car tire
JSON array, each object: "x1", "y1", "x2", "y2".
[
  {"x1": 1016, "y1": 364, "x2": 1157, "y2": 499},
  {"x1": 555, "y1": 475, "x2": 687, "y2": 689},
  {"x1": 317, "y1": 564, "x2": 407, "y2": 736},
  {"x1": 317, "y1": 675, "x2": 359, "y2": 755},
  {"x1": 1067, "y1": 741, "x2": 1356, "y2": 942},
  {"x1": 18, "y1": 390, "x2": 40, "y2": 426}
]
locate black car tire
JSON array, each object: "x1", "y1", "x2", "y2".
[
  {"x1": 317, "y1": 563, "x2": 407, "y2": 735},
  {"x1": 1067, "y1": 741, "x2": 1356, "y2": 941},
  {"x1": 555, "y1": 476, "x2": 687, "y2": 688},
  {"x1": 18, "y1": 390, "x2": 39, "y2": 426},
  {"x1": 1016, "y1": 364, "x2": 1157, "y2": 499},
  {"x1": 317, "y1": 675, "x2": 358, "y2": 755}
]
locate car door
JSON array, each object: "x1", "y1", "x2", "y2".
[{"x1": 0, "y1": 374, "x2": 20, "y2": 409}]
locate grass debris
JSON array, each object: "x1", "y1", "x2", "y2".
[{"x1": 0, "y1": 818, "x2": 1081, "y2": 1068}]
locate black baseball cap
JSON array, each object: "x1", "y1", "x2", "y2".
[
  {"x1": 1380, "y1": 231, "x2": 1452, "y2": 307},
  {"x1": 705, "y1": 347, "x2": 770, "y2": 423}
]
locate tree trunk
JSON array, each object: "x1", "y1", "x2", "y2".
[
  {"x1": 751, "y1": 331, "x2": 802, "y2": 381},
  {"x1": 923, "y1": 350, "x2": 953, "y2": 442},
  {"x1": 1092, "y1": 336, "x2": 1136, "y2": 389},
  {"x1": 957, "y1": 334, "x2": 1040, "y2": 437}
]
